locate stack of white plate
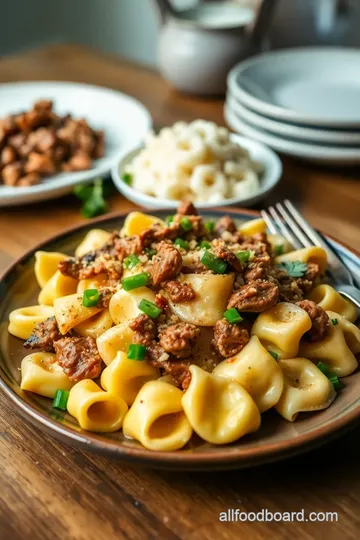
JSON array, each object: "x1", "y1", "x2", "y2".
[{"x1": 225, "y1": 48, "x2": 360, "y2": 166}]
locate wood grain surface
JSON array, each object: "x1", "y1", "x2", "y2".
[{"x1": 0, "y1": 44, "x2": 360, "y2": 540}]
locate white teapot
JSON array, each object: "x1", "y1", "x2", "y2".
[{"x1": 152, "y1": 0, "x2": 277, "y2": 95}]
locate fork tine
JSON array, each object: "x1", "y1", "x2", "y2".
[
  {"x1": 275, "y1": 202, "x2": 312, "y2": 247},
  {"x1": 260, "y1": 210, "x2": 277, "y2": 234},
  {"x1": 268, "y1": 206, "x2": 303, "y2": 249},
  {"x1": 284, "y1": 200, "x2": 330, "y2": 249}
]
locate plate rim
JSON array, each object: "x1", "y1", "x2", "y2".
[
  {"x1": 226, "y1": 93, "x2": 360, "y2": 145},
  {"x1": 227, "y1": 47, "x2": 360, "y2": 128},
  {"x1": 1, "y1": 207, "x2": 359, "y2": 470},
  {"x1": 224, "y1": 105, "x2": 360, "y2": 163}
]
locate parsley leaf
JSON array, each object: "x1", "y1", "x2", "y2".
[
  {"x1": 73, "y1": 178, "x2": 109, "y2": 219},
  {"x1": 277, "y1": 261, "x2": 308, "y2": 278}
]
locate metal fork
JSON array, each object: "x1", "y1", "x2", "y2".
[{"x1": 261, "y1": 200, "x2": 360, "y2": 310}]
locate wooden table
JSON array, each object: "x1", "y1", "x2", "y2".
[{"x1": 0, "y1": 44, "x2": 359, "y2": 540}]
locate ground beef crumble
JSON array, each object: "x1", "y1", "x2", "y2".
[
  {"x1": 163, "y1": 280, "x2": 196, "y2": 303},
  {"x1": 24, "y1": 316, "x2": 63, "y2": 352},
  {"x1": 54, "y1": 336, "x2": 102, "y2": 382},
  {"x1": 159, "y1": 322, "x2": 200, "y2": 358},
  {"x1": 212, "y1": 318, "x2": 250, "y2": 358},
  {"x1": 128, "y1": 314, "x2": 157, "y2": 347},
  {"x1": 297, "y1": 299, "x2": 330, "y2": 342}
]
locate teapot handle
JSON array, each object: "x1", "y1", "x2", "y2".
[
  {"x1": 150, "y1": 0, "x2": 177, "y2": 24},
  {"x1": 251, "y1": 0, "x2": 278, "y2": 45}
]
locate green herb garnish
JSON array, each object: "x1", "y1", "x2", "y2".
[
  {"x1": 274, "y1": 244, "x2": 284, "y2": 256},
  {"x1": 205, "y1": 221, "x2": 215, "y2": 233},
  {"x1": 200, "y1": 251, "x2": 228, "y2": 274},
  {"x1": 174, "y1": 238, "x2": 189, "y2": 250},
  {"x1": 144, "y1": 247, "x2": 157, "y2": 259},
  {"x1": 124, "y1": 254, "x2": 140, "y2": 270},
  {"x1": 138, "y1": 299, "x2": 162, "y2": 319},
  {"x1": 277, "y1": 261, "x2": 308, "y2": 278},
  {"x1": 165, "y1": 215, "x2": 174, "y2": 225},
  {"x1": 122, "y1": 272, "x2": 150, "y2": 291},
  {"x1": 53, "y1": 389, "x2": 69, "y2": 411},
  {"x1": 82, "y1": 288, "x2": 99, "y2": 307},
  {"x1": 122, "y1": 173, "x2": 133, "y2": 185},
  {"x1": 236, "y1": 250, "x2": 251, "y2": 264},
  {"x1": 180, "y1": 217, "x2": 192, "y2": 232},
  {"x1": 316, "y1": 362, "x2": 343, "y2": 391},
  {"x1": 224, "y1": 308, "x2": 243, "y2": 324},
  {"x1": 269, "y1": 351, "x2": 279, "y2": 361},
  {"x1": 73, "y1": 178, "x2": 109, "y2": 218},
  {"x1": 332, "y1": 318, "x2": 339, "y2": 326},
  {"x1": 200, "y1": 241, "x2": 211, "y2": 250},
  {"x1": 316, "y1": 361, "x2": 330, "y2": 376},
  {"x1": 127, "y1": 344, "x2": 146, "y2": 361}
]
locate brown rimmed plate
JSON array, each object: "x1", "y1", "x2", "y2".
[{"x1": 0, "y1": 208, "x2": 359, "y2": 471}]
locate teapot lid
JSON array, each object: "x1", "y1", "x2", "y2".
[{"x1": 174, "y1": 1, "x2": 254, "y2": 30}]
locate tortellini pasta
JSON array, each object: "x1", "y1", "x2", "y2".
[
  {"x1": 38, "y1": 270, "x2": 78, "y2": 306},
  {"x1": 213, "y1": 336, "x2": 284, "y2": 412},
  {"x1": 123, "y1": 380, "x2": 193, "y2": 451},
  {"x1": 54, "y1": 294, "x2": 103, "y2": 334},
  {"x1": 96, "y1": 323, "x2": 135, "y2": 365},
  {"x1": 121, "y1": 211, "x2": 165, "y2": 236},
  {"x1": 251, "y1": 302, "x2": 312, "y2": 359},
  {"x1": 9, "y1": 305, "x2": 55, "y2": 340},
  {"x1": 275, "y1": 246, "x2": 327, "y2": 273},
  {"x1": 167, "y1": 273, "x2": 234, "y2": 326},
  {"x1": 67, "y1": 380, "x2": 128, "y2": 432},
  {"x1": 275, "y1": 358, "x2": 336, "y2": 422},
  {"x1": 238, "y1": 217, "x2": 266, "y2": 237},
  {"x1": 182, "y1": 365, "x2": 261, "y2": 444},
  {"x1": 299, "y1": 311, "x2": 360, "y2": 376},
  {"x1": 34, "y1": 251, "x2": 67, "y2": 288},
  {"x1": 101, "y1": 351, "x2": 159, "y2": 405},
  {"x1": 74, "y1": 309, "x2": 113, "y2": 339},
  {"x1": 307, "y1": 284, "x2": 358, "y2": 323},
  {"x1": 109, "y1": 287, "x2": 156, "y2": 325},
  {"x1": 21, "y1": 352, "x2": 73, "y2": 398},
  {"x1": 75, "y1": 229, "x2": 111, "y2": 257}
]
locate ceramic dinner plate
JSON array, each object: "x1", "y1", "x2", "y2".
[
  {"x1": 225, "y1": 105, "x2": 360, "y2": 166},
  {"x1": 228, "y1": 48, "x2": 360, "y2": 128},
  {"x1": 0, "y1": 209, "x2": 359, "y2": 471},
  {"x1": 0, "y1": 82, "x2": 152, "y2": 207},
  {"x1": 226, "y1": 94, "x2": 360, "y2": 145}
]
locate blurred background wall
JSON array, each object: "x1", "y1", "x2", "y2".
[{"x1": 1, "y1": 0, "x2": 359, "y2": 65}]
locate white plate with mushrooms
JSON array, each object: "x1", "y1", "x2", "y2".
[{"x1": 0, "y1": 82, "x2": 152, "y2": 207}]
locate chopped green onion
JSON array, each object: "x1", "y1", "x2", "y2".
[
  {"x1": 53, "y1": 389, "x2": 69, "y2": 411},
  {"x1": 328, "y1": 375, "x2": 344, "y2": 391},
  {"x1": 124, "y1": 254, "x2": 140, "y2": 270},
  {"x1": 139, "y1": 298, "x2": 162, "y2": 319},
  {"x1": 174, "y1": 238, "x2": 189, "y2": 250},
  {"x1": 144, "y1": 247, "x2": 157, "y2": 259},
  {"x1": 224, "y1": 308, "x2": 243, "y2": 324},
  {"x1": 274, "y1": 244, "x2": 284, "y2": 256},
  {"x1": 200, "y1": 241, "x2": 211, "y2": 250},
  {"x1": 123, "y1": 173, "x2": 133, "y2": 185},
  {"x1": 269, "y1": 351, "x2": 279, "y2": 361},
  {"x1": 316, "y1": 361, "x2": 330, "y2": 376},
  {"x1": 165, "y1": 215, "x2": 174, "y2": 225},
  {"x1": 236, "y1": 250, "x2": 251, "y2": 263},
  {"x1": 122, "y1": 272, "x2": 150, "y2": 291},
  {"x1": 200, "y1": 250, "x2": 228, "y2": 274},
  {"x1": 180, "y1": 217, "x2": 192, "y2": 232},
  {"x1": 82, "y1": 288, "x2": 99, "y2": 307},
  {"x1": 332, "y1": 318, "x2": 338, "y2": 326},
  {"x1": 128, "y1": 343, "x2": 146, "y2": 361},
  {"x1": 205, "y1": 221, "x2": 215, "y2": 233}
]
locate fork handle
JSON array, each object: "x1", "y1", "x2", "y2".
[{"x1": 336, "y1": 285, "x2": 360, "y2": 313}]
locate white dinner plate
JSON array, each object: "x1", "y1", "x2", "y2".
[
  {"x1": 112, "y1": 134, "x2": 282, "y2": 209},
  {"x1": 226, "y1": 94, "x2": 360, "y2": 145},
  {"x1": 225, "y1": 105, "x2": 360, "y2": 166},
  {"x1": 0, "y1": 82, "x2": 152, "y2": 207},
  {"x1": 228, "y1": 48, "x2": 360, "y2": 128}
]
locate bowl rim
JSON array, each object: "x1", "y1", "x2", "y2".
[
  {"x1": 1, "y1": 207, "x2": 359, "y2": 470},
  {"x1": 111, "y1": 134, "x2": 283, "y2": 209}
]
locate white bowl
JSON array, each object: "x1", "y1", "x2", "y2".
[{"x1": 111, "y1": 134, "x2": 282, "y2": 210}]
